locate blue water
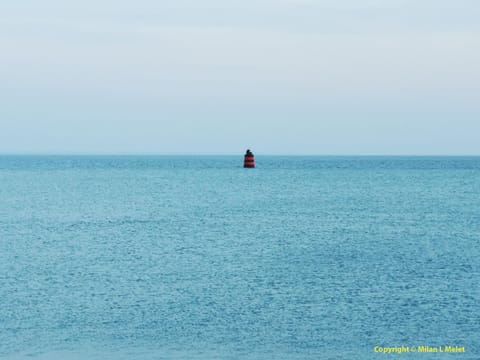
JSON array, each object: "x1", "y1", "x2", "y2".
[{"x1": 1, "y1": 156, "x2": 479, "y2": 359}]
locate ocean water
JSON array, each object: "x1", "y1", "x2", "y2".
[{"x1": 0, "y1": 156, "x2": 479, "y2": 360}]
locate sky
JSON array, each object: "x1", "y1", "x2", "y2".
[{"x1": 0, "y1": 0, "x2": 479, "y2": 155}]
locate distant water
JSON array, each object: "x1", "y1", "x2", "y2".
[{"x1": 1, "y1": 156, "x2": 479, "y2": 360}]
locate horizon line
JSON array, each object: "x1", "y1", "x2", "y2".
[{"x1": 1, "y1": 153, "x2": 480, "y2": 157}]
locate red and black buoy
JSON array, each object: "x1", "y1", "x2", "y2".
[{"x1": 244, "y1": 149, "x2": 255, "y2": 168}]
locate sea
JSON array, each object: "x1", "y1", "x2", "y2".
[{"x1": 0, "y1": 156, "x2": 479, "y2": 360}]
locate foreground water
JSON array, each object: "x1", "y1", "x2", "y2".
[{"x1": 0, "y1": 156, "x2": 479, "y2": 359}]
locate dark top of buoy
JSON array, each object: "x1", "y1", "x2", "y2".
[{"x1": 245, "y1": 149, "x2": 253, "y2": 156}]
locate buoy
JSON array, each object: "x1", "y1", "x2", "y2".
[{"x1": 244, "y1": 149, "x2": 255, "y2": 168}]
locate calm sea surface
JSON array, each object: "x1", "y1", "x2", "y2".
[{"x1": 0, "y1": 156, "x2": 479, "y2": 359}]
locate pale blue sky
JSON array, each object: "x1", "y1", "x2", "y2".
[{"x1": 1, "y1": 0, "x2": 479, "y2": 154}]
